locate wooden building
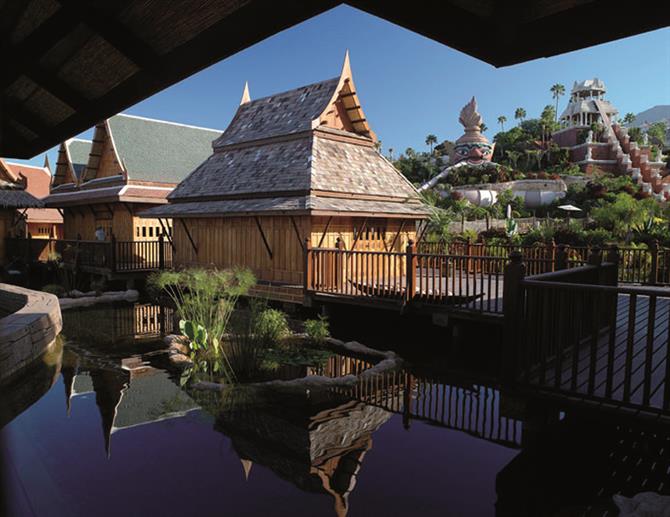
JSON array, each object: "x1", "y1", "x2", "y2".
[
  {"x1": 143, "y1": 53, "x2": 430, "y2": 298},
  {"x1": 45, "y1": 114, "x2": 222, "y2": 242},
  {"x1": 0, "y1": 178, "x2": 43, "y2": 265},
  {"x1": 0, "y1": 159, "x2": 62, "y2": 239}
]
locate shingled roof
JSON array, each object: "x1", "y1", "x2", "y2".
[
  {"x1": 151, "y1": 53, "x2": 429, "y2": 219},
  {"x1": 68, "y1": 139, "x2": 92, "y2": 180},
  {"x1": 106, "y1": 114, "x2": 222, "y2": 184},
  {"x1": 213, "y1": 77, "x2": 340, "y2": 148}
]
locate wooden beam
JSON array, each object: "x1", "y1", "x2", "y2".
[
  {"x1": 158, "y1": 218, "x2": 176, "y2": 251},
  {"x1": 389, "y1": 220, "x2": 406, "y2": 251},
  {"x1": 349, "y1": 117, "x2": 367, "y2": 124},
  {"x1": 179, "y1": 218, "x2": 198, "y2": 254},
  {"x1": 290, "y1": 216, "x2": 305, "y2": 252},
  {"x1": 56, "y1": 208, "x2": 65, "y2": 218},
  {"x1": 317, "y1": 216, "x2": 333, "y2": 248},
  {"x1": 25, "y1": 67, "x2": 88, "y2": 109},
  {"x1": 4, "y1": 100, "x2": 51, "y2": 137},
  {"x1": 416, "y1": 221, "x2": 430, "y2": 244},
  {"x1": 56, "y1": 0, "x2": 161, "y2": 73},
  {"x1": 105, "y1": 203, "x2": 115, "y2": 217},
  {"x1": 351, "y1": 217, "x2": 369, "y2": 251},
  {"x1": 254, "y1": 216, "x2": 273, "y2": 260},
  {"x1": 339, "y1": 91, "x2": 357, "y2": 98},
  {"x1": 123, "y1": 203, "x2": 134, "y2": 215}
]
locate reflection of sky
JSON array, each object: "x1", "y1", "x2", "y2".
[{"x1": 1, "y1": 376, "x2": 518, "y2": 517}]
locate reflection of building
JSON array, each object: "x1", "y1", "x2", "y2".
[
  {"x1": 62, "y1": 349, "x2": 199, "y2": 457},
  {"x1": 214, "y1": 389, "x2": 391, "y2": 517}
]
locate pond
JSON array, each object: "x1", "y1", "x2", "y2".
[{"x1": 1, "y1": 303, "x2": 668, "y2": 516}]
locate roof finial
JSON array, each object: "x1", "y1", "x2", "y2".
[
  {"x1": 43, "y1": 154, "x2": 51, "y2": 173},
  {"x1": 240, "y1": 81, "x2": 251, "y2": 105},
  {"x1": 340, "y1": 49, "x2": 351, "y2": 80}
]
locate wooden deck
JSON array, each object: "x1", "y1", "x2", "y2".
[{"x1": 527, "y1": 293, "x2": 670, "y2": 416}]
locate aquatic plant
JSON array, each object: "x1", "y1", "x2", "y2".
[
  {"x1": 149, "y1": 267, "x2": 256, "y2": 353},
  {"x1": 179, "y1": 320, "x2": 208, "y2": 351},
  {"x1": 252, "y1": 308, "x2": 290, "y2": 346},
  {"x1": 304, "y1": 315, "x2": 330, "y2": 343}
]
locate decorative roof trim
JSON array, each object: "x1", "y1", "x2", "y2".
[{"x1": 114, "y1": 113, "x2": 223, "y2": 134}]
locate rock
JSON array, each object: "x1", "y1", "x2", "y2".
[
  {"x1": 164, "y1": 334, "x2": 190, "y2": 355},
  {"x1": 59, "y1": 289, "x2": 140, "y2": 310},
  {"x1": 168, "y1": 353, "x2": 193, "y2": 369},
  {"x1": 614, "y1": 492, "x2": 670, "y2": 517}
]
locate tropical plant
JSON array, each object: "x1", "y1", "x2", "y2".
[
  {"x1": 497, "y1": 115, "x2": 507, "y2": 132},
  {"x1": 425, "y1": 134, "x2": 438, "y2": 154},
  {"x1": 550, "y1": 83, "x2": 565, "y2": 122},
  {"x1": 304, "y1": 315, "x2": 330, "y2": 343},
  {"x1": 149, "y1": 267, "x2": 256, "y2": 354},
  {"x1": 252, "y1": 308, "x2": 290, "y2": 345},
  {"x1": 514, "y1": 107, "x2": 526, "y2": 124},
  {"x1": 180, "y1": 320, "x2": 208, "y2": 351},
  {"x1": 623, "y1": 112, "x2": 636, "y2": 125}
]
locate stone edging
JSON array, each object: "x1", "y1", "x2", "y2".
[
  {"x1": 186, "y1": 336, "x2": 402, "y2": 392},
  {"x1": 0, "y1": 283, "x2": 63, "y2": 383}
]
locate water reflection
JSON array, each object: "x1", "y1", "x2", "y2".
[{"x1": 1, "y1": 303, "x2": 670, "y2": 516}]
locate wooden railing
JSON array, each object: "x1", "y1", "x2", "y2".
[
  {"x1": 419, "y1": 239, "x2": 670, "y2": 286},
  {"x1": 305, "y1": 239, "x2": 508, "y2": 314},
  {"x1": 504, "y1": 249, "x2": 670, "y2": 415},
  {"x1": 6, "y1": 236, "x2": 172, "y2": 272}
]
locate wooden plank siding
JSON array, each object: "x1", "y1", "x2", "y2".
[
  {"x1": 63, "y1": 203, "x2": 170, "y2": 243},
  {"x1": 171, "y1": 215, "x2": 418, "y2": 286}
]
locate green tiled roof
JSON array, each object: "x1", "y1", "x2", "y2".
[
  {"x1": 67, "y1": 139, "x2": 92, "y2": 180},
  {"x1": 108, "y1": 114, "x2": 222, "y2": 184}
]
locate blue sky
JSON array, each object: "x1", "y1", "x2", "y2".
[{"x1": 14, "y1": 5, "x2": 670, "y2": 169}]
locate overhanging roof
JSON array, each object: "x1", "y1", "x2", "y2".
[{"x1": 1, "y1": 0, "x2": 668, "y2": 158}]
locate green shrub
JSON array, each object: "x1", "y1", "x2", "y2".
[
  {"x1": 42, "y1": 284, "x2": 65, "y2": 297},
  {"x1": 304, "y1": 315, "x2": 330, "y2": 343},
  {"x1": 253, "y1": 308, "x2": 290, "y2": 345}
]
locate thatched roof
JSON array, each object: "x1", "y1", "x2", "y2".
[
  {"x1": 0, "y1": 180, "x2": 43, "y2": 209},
  {"x1": 3, "y1": 1, "x2": 667, "y2": 159}
]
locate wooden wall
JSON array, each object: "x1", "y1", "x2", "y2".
[
  {"x1": 62, "y1": 203, "x2": 172, "y2": 242},
  {"x1": 310, "y1": 216, "x2": 416, "y2": 251},
  {"x1": 173, "y1": 215, "x2": 310, "y2": 284},
  {"x1": 172, "y1": 215, "x2": 419, "y2": 285}
]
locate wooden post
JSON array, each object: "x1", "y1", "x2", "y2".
[
  {"x1": 158, "y1": 233, "x2": 165, "y2": 270},
  {"x1": 110, "y1": 234, "x2": 117, "y2": 271},
  {"x1": 335, "y1": 237, "x2": 344, "y2": 292},
  {"x1": 606, "y1": 244, "x2": 620, "y2": 285},
  {"x1": 465, "y1": 237, "x2": 472, "y2": 274},
  {"x1": 405, "y1": 240, "x2": 417, "y2": 304},
  {"x1": 26, "y1": 232, "x2": 32, "y2": 262},
  {"x1": 555, "y1": 244, "x2": 568, "y2": 270},
  {"x1": 587, "y1": 246, "x2": 602, "y2": 266},
  {"x1": 548, "y1": 239, "x2": 556, "y2": 272},
  {"x1": 303, "y1": 238, "x2": 312, "y2": 293},
  {"x1": 649, "y1": 239, "x2": 659, "y2": 285},
  {"x1": 502, "y1": 251, "x2": 526, "y2": 382}
]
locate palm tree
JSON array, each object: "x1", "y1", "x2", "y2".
[
  {"x1": 388, "y1": 148, "x2": 394, "y2": 160},
  {"x1": 514, "y1": 108, "x2": 526, "y2": 124},
  {"x1": 425, "y1": 134, "x2": 438, "y2": 154},
  {"x1": 623, "y1": 112, "x2": 636, "y2": 126},
  {"x1": 550, "y1": 83, "x2": 565, "y2": 122},
  {"x1": 497, "y1": 115, "x2": 507, "y2": 131},
  {"x1": 480, "y1": 123, "x2": 488, "y2": 133}
]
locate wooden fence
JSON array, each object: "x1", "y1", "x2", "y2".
[
  {"x1": 504, "y1": 250, "x2": 670, "y2": 416},
  {"x1": 6, "y1": 236, "x2": 172, "y2": 273},
  {"x1": 419, "y1": 239, "x2": 670, "y2": 286}
]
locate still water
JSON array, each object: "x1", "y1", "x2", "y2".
[{"x1": 1, "y1": 304, "x2": 668, "y2": 516}]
